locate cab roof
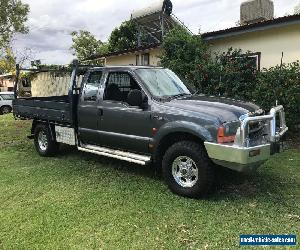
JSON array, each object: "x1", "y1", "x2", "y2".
[{"x1": 90, "y1": 66, "x2": 164, "y2": 70}]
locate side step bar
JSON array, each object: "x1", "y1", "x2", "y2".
[{"x1": 78, "y1": 144, "x2": 151, "y2": 165}]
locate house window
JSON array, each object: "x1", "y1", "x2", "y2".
[
  {"x1": 246, "y1": 52, "x2": 261, "y2": 71},
  {"x1": 232, "y1": 52, "x2": 261, "y2": 71},
  {"x1": 141, "y1": 53, "x2": 150, "y2": 66},
  {"x1": 0, "y1": 93, "x2": 14, "y2": 100},
  {"x1": 136, "y1": 55, "x2": 140, "y2": 66}
]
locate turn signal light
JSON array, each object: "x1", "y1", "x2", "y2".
[
  {"x1": 217, "y1": 126, "x2": 235, "y2": 143},
  {"x1": 152, "y1": 128, "x2": 158, "y2": 135}
]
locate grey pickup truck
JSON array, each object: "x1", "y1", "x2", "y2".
[{"x1": 13, "y1": 63, "x2": 288, "y2": 198}]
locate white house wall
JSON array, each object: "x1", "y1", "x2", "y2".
[{"x1": 207, "y1": 23, "x2": 300, "y2": 69}]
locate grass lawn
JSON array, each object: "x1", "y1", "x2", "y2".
[{"x1": 0, "y1": 114, "x2": 299, "y2": 249}]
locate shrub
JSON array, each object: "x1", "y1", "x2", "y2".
[
  {"x1": 254, "y1": 62, "x2": 300, "y2": 130},
  {"x1": 160, "y1": 27, "x2": 210, "y2": 90},
  {"x1": 161, "y1": 28, "x2": 300, "y2": 130},
  {"x1": 201, "y1": 48, "x2": 258, "y2": 101}
]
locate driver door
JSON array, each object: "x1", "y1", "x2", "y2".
[
  {"x1": 77, "y1": 70, "x2": 103, "y2": 145},
  {"x1": 97, "y1": 70, "x2": 153, "y2": 153}
]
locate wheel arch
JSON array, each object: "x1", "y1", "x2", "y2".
[
  {"x1": 153, "y1": 123, "x2": 211, "y2": 168},
  {"x1": 31, "y1": 120, "x2": 56, "y2": 141}
]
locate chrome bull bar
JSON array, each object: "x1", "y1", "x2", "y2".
[{"x1": 239, "y1": 105, "x2": 288, "y2": 147}]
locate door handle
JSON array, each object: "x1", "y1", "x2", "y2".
[{"x1": 98, "y1": 108, "x2": 103, "y2": 116}]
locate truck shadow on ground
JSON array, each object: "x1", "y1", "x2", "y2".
[
  {"x1": 57, "y1": 145, "x2": 156, "y2": 179},
  {"x1": 57, "y1": 145, "x2": 285, "y2": 201}
]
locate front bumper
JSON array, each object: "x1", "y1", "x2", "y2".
[
  {"x1": 204, "y1": 106, "x2": 288, "y2": 173},
  {"x1": 204, "y1": 142, "x2": 271, "y2": 172}
]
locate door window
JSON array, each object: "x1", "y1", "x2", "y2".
[
  {"x1": 104, "y1": 72, "x2": 141, "y2": 103},
  {"x1": 83, "y1": 71, "x2": 103, "y2": 101},
  {"x1": 0, "y1": 94, "x2": 14, "y2": 100}
]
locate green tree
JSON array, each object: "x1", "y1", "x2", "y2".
[
  {"x1": 70, "y1": 30, "x2": 109, "y2": 61},
  {"x1": 0, "y1": 0, "x2": 29, "y2": 47},
  {"x1": 161, "y1": 28, "x2": 258, "y2": 98},
  {"x1": 0, "y1": 47, "x2": 16, "y2": 74},
  {"x1": 108, "y1": 20, "x2": 138, "y2": 52},
  {"x1": 160, "y1": 27, "x2": 210, "y2": 89}
]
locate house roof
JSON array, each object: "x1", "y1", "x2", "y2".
[
  {"x1": 202, "y1": 14, "x2": 300, "y2": 41},
  {"x1": 86, "y1": 43, "x2": 161, "y2": 61}
]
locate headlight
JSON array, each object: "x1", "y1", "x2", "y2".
[{"x1": 217, "y1": 121, "x2": 240, "y2": 143}]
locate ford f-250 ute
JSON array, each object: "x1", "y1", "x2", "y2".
[{"x1": 13, "y1": 62, "x2": 288, "y2": 198}]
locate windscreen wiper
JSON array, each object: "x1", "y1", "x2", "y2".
[
  {"x1": 171, "y1": 93, "x2": 192, "y2": 99},
  {"x1": 158, "y1": 93, "x2": 191, "y2": 101}
]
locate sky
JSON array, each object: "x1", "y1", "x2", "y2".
[{"x1": 15, "y1": 0, "x2": 300, "y2": 65}]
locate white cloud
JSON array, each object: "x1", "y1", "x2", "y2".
[{"x1": 15, "y1": 0, "x2": 300, "y2": 65}]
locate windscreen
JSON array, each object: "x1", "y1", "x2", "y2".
[{"x1": 136, "y1": 68, "x2": 190, "y2": 98}]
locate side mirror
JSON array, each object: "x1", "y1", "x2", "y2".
[{"x1": 127, "y1": 89, "x2": 144, "y2": 107}]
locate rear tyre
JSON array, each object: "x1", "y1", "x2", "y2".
[
  {"x1": 162, "y1": 141, "x2": 214, "y2": 198},
  {"x1": 1, "y1": 106, "x2": 12, "y2": 114},
  {"x1": 34, "y1": 124, "x2": 58, "y2": 156}
]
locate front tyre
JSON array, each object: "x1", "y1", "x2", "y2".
[
  {"x1": 162, "y1": 141, "x2": 214, "y2": 198},
  {"x1": 34, "y1": 124, "x2": 58, "y2": 157},
  {"x1": 1, "y1": 106, "x2": 12, "y2": 114}
]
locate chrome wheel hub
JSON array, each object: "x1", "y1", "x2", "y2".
[
  {"x1": 172, "y1": 156, "x2": 199, "y2": 188},
  {"x1": 38, "y1": 130, "x2": 48, "y2": 151}
]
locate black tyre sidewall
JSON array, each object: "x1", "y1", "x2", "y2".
[
  {"x1": 1, "y1": 106, "x2": 12, "y2": 114},
  {"x1": 162, "y1": 141, "x2": 214, "y2": 198}
]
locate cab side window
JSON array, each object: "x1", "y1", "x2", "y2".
[
  {"x1": 83, "y1": 71, "x2": 103, "y2": 101},
  {"x1": 104, "y1": 72, "x2": 140, "y2": 103},
  {"x1": 0, "y1": 94, "x2": 14, "y2": 100}
]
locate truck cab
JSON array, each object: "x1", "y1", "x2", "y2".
[{"x1": 77, "y1": 67, "x2": 154, "y2": 154}]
